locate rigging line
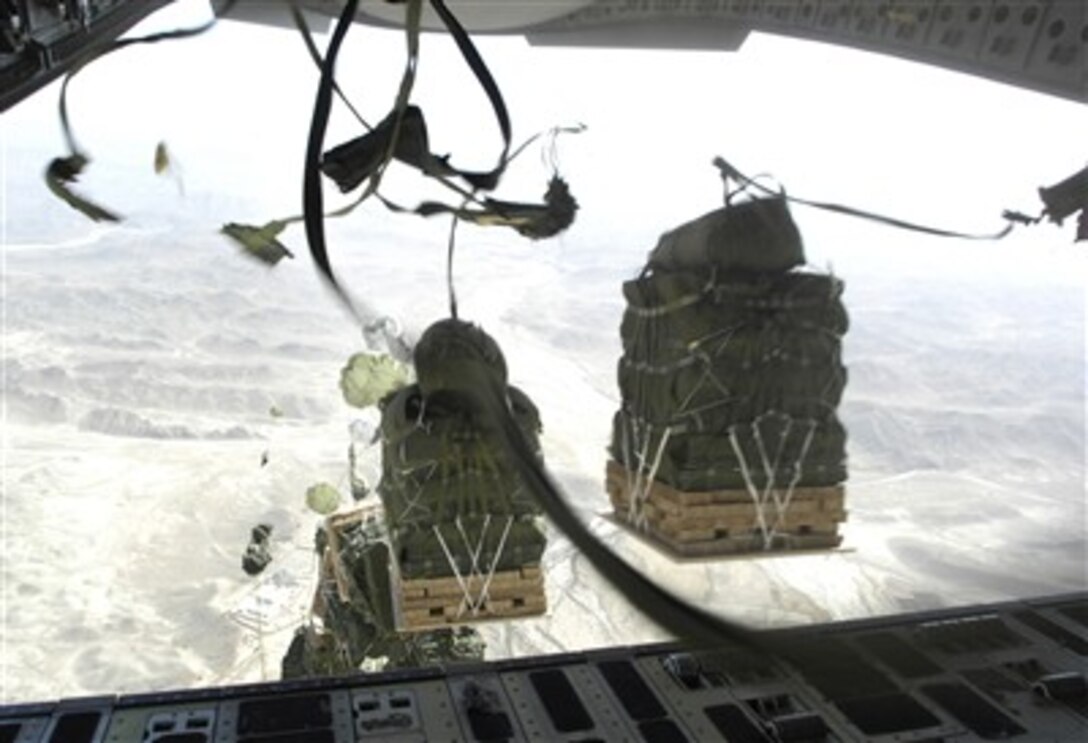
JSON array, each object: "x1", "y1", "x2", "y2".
[
  {"x1": 289, "y1": 3, "x2": 371, "y2": 131},
  {"x1": 770, "y1": 419, "x2": 818, "y2": 537},
  {"x1": 475, "y1": 515, "x2": 515, "y2": 614},
  {"x1": 750, "y1": 419, "x2": 781, "y2": 550},
  {"x1": 58, "y1": 0, "x2": 238, "y2": 156},
  {"x1": 307, "y1": 0, "x2": 493, "y2": 223},
  {"x1": 508, "y1": 124, "x2": 586, "y2": 169},
  {"x1": 639, "y1": 427, "x2": 673, "y2": 531},
  {"x1": 632, "y1": 308, "x2": 651, "y2": 432},
  {"x1": 754, "y1": 413, "x2": 793, "y2": 527},
  {"x1": 455, "y1": 513, "x2": 491, "y2": 585},
  {"x1": 433, "y1": 523, "x2": 476, "y2": 619},
  {"x1": 360, "y1": 0, "x2": 422, "y2": 202},
  {"x1": 447, "y1": 206, "x2": 465, "y2": 319},
  {"x1": 698, "y1": 357, "x2": 734, "y2": 401},
  {"x1": 676, "y1": 357, "x2": 733, "y2": 432},
  {"x1": 472, "y1": 371, "x2": 771, "y2": 652},
  {"x1": 285, "y1": 1, "x2": 425, "y2": 233},
  {"x1": 628, "y1": 425, "x2": 654, "y2": 525},
  {"x1": 396, "y1": 471, "x2": 431, "y2": 524},
  {"x1": 676, "y1": 363, "x2": 709, "y2": 416},
  {"x1": 689, "y1": 323, "x2": 740, "y2": 356},
  {"x1": 625, "y1": 421, "x2": 646, "y2": 524},
  {"x1": 620, "y1": 407, "x2": 636, "y2": 506},
  {"x1": 429, "y1": 0, "x2": 511, "y2": 190},
  {"x1": 713, "y1": 156, "x2": 1015, "y2": 241},
  {"x1": 729, "y1": 424, "x2": 772, "y2": 548}
]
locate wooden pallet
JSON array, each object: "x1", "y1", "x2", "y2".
[
  {"x1": 606, "y1": 459, "x2": 847, "y2": 557},
  {"x1": 397, "y1": 564, "x2": 547, "y2": 631}
]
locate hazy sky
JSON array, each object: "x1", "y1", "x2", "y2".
[{"x1": 2, "y1": 0, "x2": 1085, "y2": 288}]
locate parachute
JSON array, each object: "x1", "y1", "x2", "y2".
[
  {"x1": 305, "y1": 482, "x2": 342, "y2": 516},
  {"x1": 340, "y1": 352, "x2": 412, "y2": 409}
]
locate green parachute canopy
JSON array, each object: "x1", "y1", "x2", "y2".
[
  {"x1": 221, "y1": 221, "x2": 295, "y2": 266},
  {"x1": 340, "y1": 352, "x2": 411, "y2": 409},
  {"x1": 306, "y1": 482, "x2": 342, "y2": 515}
]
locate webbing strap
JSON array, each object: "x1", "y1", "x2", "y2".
[
  {"x1": 429, "y1": 0, "x2": 512, "y2": 191},
  {"x1": 713, "y1": 156, "x2": 1018, "y2": 241},
  {"x1": 432, "y1": 524, "x2": 476, "y2": 617},
  {"x1": 729, "y1": 425, "x2": 773, "y2": 548},
  {"x1": 768, "y1": 420, "x2": 816, "y2": 538},
  {"x1": 303, "y1": 0, "x2": 361, "y2": 319}
]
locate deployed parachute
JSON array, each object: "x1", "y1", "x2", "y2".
[
  {"x1": 305, "y1": 482, "x2": 342, "y2": 516},
  {"x1": 340, "y1": 352, "x2": 412, "y2": 409}
]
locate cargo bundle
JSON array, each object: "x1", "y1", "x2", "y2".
[
  {"x1": 608, "y1": 196, "x2": 849, "y2": 556},
  {"x1": 376, "y1": 322, "x2": 548, "y2": 629}
]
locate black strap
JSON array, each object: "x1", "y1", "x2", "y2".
[
  {"x1": 714, "y1": 156, "x2": 1016, "y2": 241},
  {"x1": 429, "y1": 0, "x2": 511, "y2": 191},
  {"x1": 303, "y1": 0, "x2": 361, "y2": 319}
]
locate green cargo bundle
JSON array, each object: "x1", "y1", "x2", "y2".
[
  {"x1": 377, "y1": 381, "x2": 547, "y2": 581},
  {"x1": 611, "y1": 411, "x2": 848, "y2": 493},
  {"x1": 609, "y1": 195, "x2": 849, "y2": 554},
  {"x1": 617, "y1": 346, "x2": 846, "y2": 428},
  {"x1": 620, "y1": 270, "x2": 848, "y2": 362}
]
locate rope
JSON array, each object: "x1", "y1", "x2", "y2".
[
  {"x1": 475, "y1": 515, "x2": 515, "y2": 615},
  {"x1": 432, "y1": 514, "x2": 517, "y2": 618},
  {"x1": 289, "y1": 3, "x2": 371, "y2": 131},
  {"x1": 393, "y1": 461, "x2": 435, "y2": 526},
  {"x1": 714, "y1": 156, "x2": 1017, "y2": 241},
  {"x1": 752, "y1": 413, "x2": 791, "y2": 544},
  {"x1": 303, "y1": 0, "x2": 365, "y2": 321},
  {"x1": 729, "y1": 425, "x2": 772, "y2": 548},
  {"x1": 627, "y1": 425, "x2": 654, "y2": 525},
  {"x1": 635, "y1": 427, "x2": 673, "y2": 531},
  {"x1": 447, "y1": 207, "x2": 464, "y2": 319},
  {"x1": 455, "y1": 514, "x2": 491, "y2": 585},
  {"x1": 768, "y1": 419, "x2": 817, "y2": 538},
  {"x1": 432, "y1": 523, "x2": 475, "y2": 617},
  {"x1": 428, "y1": 0, "x2": 511, "y2": 191}
]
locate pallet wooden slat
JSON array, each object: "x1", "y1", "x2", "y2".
[
  {"x1": 396, "y1": 563, "x2": 547, "y2": 631},
  {"x1": 607, "y1": 458, "x2": 847, "y2": 557}
]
